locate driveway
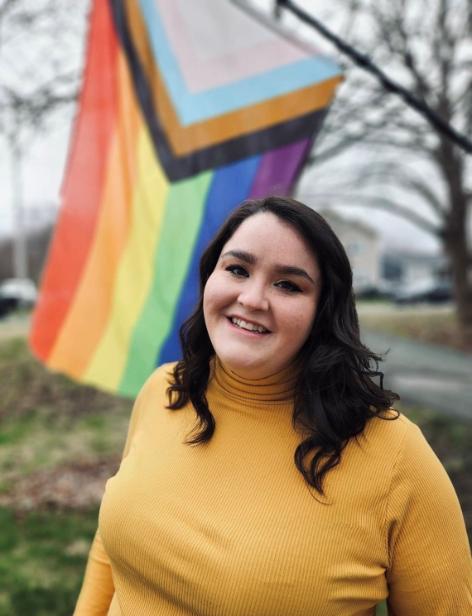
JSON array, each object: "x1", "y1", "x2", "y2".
[{"x1": 362, "y1": 329, "x2": 472, "y2": 422}]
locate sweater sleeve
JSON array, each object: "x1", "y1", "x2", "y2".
[
  {"x1": 73, "y1": 372, "x2": 156, "y2": 615},
  {"x1": 386, "y1": 420, "x2": 472, "y2": 615},
  {"x1": 73, "y1": 530, "x2": 115, "y2": 615}
]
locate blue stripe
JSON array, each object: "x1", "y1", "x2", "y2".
[
  {"x1": 138, "y1": 0, "x2": 341, "y2": 126},
  {"x1": 157, "y1": 156, "x2": 261, "y2": 364}
]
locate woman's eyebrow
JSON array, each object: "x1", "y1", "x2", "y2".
[
  {"x1": 274, "y1": 265, "x2": 316, "y2": 285},
  {"x1": 220, "y1": 250, "x2": 256, "y2": 264},
  {"x1": 220, "y1": 250, "x2": 316, "y2": 285}
]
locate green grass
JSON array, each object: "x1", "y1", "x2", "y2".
[
  {"x1": 357, "y1": 302, "x2": 470, "y2": 352},
  {"x1": 0, "y1": 406, "x2": 128, "y2": 487},
  {"x1": 0, "y1": 337, "x2": 131, "y2": 495},
  {"x1": 0, "y1": 507, "x2": 98, "y2": 616},
  {"x1": 0, "y1": 336, "x2": 128, "y2": 614}
]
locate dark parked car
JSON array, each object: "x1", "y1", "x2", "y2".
[
  {"x1": 355, "y1": 283, "x2": 396, "y2": 301},
  {"x1": 0, "y1": 278, "x2": 37, "y2": 318},
  {"x1": 393, "y1": 280, "x2": 452, "y2": 305}
]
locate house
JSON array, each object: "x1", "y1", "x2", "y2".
[
  {"x1": 317, "y1": 209, "x2": 381, "y2": 291},
  {"x1": 382, "y1": 251, "x2": 448, "y2": 286}
]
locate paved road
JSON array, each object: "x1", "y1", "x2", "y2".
[{"x1": 362, "y1": 329, "x2": 472, "y2": 422}]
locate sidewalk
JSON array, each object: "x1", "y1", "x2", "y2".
[{"x1": 362, "y1": 329, "x2": 472, "y2": 422}]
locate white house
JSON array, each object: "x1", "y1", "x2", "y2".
[
  {"x1": 317, "y1": 209, "x2": 381, "y2": 291},
  {"x1": 382, "y1": 251, "x2": 448, "y2": 286}
]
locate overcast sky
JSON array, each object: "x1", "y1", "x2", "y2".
[{"x1": 0, "y1": 0, "x2": 441, "y2": 254}]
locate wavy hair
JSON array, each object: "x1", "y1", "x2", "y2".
[{"x1": 167, "y1": 196, "x2": 399, "y2": 493}]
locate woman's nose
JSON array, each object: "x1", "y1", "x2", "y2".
[{"x1": 237, "y1": 282, "x2": 269, "y2": 311}]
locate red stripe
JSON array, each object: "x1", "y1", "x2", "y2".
[{"x1": 30, "y1": 0, "x2": 120, "y2": 360}]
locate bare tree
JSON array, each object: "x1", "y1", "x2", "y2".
[
  {"x1": 0, "y1": 0, "x2": 86, "y2": 137},
  {"x1": 279, "y1": 0, "x2": 472, "y2": 335},
  {"x1": 0, "y1": 0, "x2": 88, "y2": 278}
]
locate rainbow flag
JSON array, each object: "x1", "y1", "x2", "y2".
[{"x1": 30, "y1": 0, "x2": 342, "y2": 397}]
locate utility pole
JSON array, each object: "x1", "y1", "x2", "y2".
[{"x1": 9, "y1": 112, "x2": 28, "y2": 280}]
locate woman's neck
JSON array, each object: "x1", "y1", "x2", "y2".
[{"x1": 209, "y1": 357, "x2": 298, "y2": 405}]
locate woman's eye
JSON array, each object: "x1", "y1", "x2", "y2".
[
  {"x1": 274, "y1": 280, "x2": 302, "y2": 293},
  {"x1": 225, "y1": 264, "x2": 248, "y2": 277}
]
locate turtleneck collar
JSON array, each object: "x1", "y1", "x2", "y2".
[{"x1": 209, "y1": 357, "x2": 298, "y2": 405}]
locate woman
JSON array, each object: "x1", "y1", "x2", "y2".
[{"x1": 74, "y1": 197, "x2": 471, "y2": 615}]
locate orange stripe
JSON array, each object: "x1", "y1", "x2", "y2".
[
  {"x1": 126, "y1": 0, "x2": 342, "y2": 156},
  {"x1": 29, "y1": 0, "x2": 120, "y2": 360},
  {"x1": 48, "y1": 51, "x2": 141, "y2": 378}
]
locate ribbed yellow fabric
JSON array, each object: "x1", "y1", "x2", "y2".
[{"x1": 74, "y1": 361, "x2": 472, "y2": 616}]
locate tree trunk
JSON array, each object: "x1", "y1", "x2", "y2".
[
  {"x1": 436, "y1": 139, "x2": 472, "y2": 338},
  {"x1": 445, "y1": 232, "x2": 472, "y2": 338}
]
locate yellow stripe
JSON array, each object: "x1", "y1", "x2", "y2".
[
  {"x1": 83, "y1": 124, "x2": 169, "y2": 391},
  {"x1": 47, "y1": 51, "x2": 140, "y2": 379}
]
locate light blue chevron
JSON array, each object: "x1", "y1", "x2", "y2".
[{"x1": 139, "y1": 0, "x2": 342, "y2": 127}]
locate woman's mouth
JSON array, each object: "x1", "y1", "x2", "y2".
[{"x1": 227, "y1": 316, "x2": 270, "y2": 335}]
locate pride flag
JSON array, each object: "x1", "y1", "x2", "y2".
[{"x1": 30, "y1": 0, "x2": 342, "y2": 397}]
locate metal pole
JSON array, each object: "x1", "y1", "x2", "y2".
[
  {"x1": 274, "y1": 0, "x2": 472, "y2": 156},
  {"x1": 10, "y1": 135, "x2": 28, "y2": 280}
]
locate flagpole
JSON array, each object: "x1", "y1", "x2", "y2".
[{"x1": 274, "y1": 0, "x2": 472, "y2": 155}]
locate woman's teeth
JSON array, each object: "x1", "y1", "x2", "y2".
[{"x1": 230, "y1": 317, "x2": 268, "y2": 334}]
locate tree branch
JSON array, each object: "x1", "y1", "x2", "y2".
[
  {"x1": 337, "y1": 164, "x2": 446, "y2": 216},
  {"x1": 305, "y1": 191, "x2": 442, "y2": 237}
]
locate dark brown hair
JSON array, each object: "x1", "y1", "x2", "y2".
[{"x1": 167, "y1": 196, "x2": 398, "y2": 493}]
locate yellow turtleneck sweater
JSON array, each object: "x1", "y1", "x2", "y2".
[{"x1": 74, "y1": 361, "x2": 472, "y2": 616}]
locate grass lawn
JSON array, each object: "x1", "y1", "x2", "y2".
[
  {"x1": 0, "y1": 332, "x2": 470, "y2": 615},
  {"x1": 357, "y1": 302, "x2": 471, "y2": 353},
  {"x1": 0, "y1": 508, "x2": 98, "y2": 616},
  {"x1": 0, "y1": 335, "x2": 131, "y2": 614},
  {"x1": 0, "y1": 337, "x2": 131, "y2": 502}
]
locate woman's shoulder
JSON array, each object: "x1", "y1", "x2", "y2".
[
  {"x1": 362, "y1": 409, "x2": 424, "y2": 451},
  {"x1": 361, "y1": 410, "x2": 453, "y2": 489},
  {"x1": 346, "y1": 412, "x2": 464, "y2": 536}
]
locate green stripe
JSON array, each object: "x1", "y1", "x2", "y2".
[{"x1": 118, "y1": 171, "x2": 212, "y2": 396}]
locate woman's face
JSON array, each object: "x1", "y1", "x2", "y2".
[{"x1": 203, "y1": 212, "x2": 321, "y2": 379}]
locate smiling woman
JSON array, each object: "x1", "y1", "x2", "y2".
[
  {"x1": 203, "y1": 212, "x2": 319, "y2": 379},
  {"x1": 74, "y1": 197, "x2": 472, "y2": 616}
]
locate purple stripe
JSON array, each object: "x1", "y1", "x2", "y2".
[{"x1": 249, "y1": 139, "x2": 312, "y2": 197}]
